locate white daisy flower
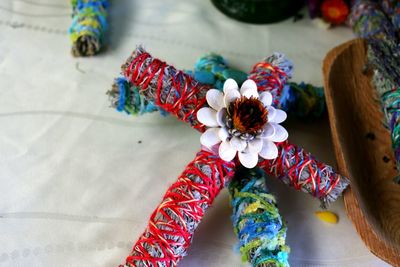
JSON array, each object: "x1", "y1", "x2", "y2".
[{"x1": 197, "y1": 78, "x2": 288, "y2": 168}]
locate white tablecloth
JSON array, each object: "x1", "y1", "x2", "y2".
[{"x1": 0, "y1": 0, "x2": 391, "y2": 266}]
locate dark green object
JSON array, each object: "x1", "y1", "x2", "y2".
[{"x1": 211, "y1": 0, "x2": 305, "y2": 24}]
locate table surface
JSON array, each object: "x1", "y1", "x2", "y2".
[{"x1": 0, "y1": 0, "x2": 391, "y2": 266}]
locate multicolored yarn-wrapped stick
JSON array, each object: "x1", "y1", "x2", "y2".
[
  {"x1": 381, "y1": 0, "x2": 400, "y2": 30},
  {"x1": 229, "y1": 167, "x2": 289, "y2": 267},
  {"x1": 122, "y1": 150, "x2": 235, "y2": 267},
  {"x1": 350, "y1": 0, "x2": 397, "y2": 39},
  {"x1": 109, "y1": 47, "x2": 349, "y2": 206},
  {"x1": 70, "y1": 0, "x2": 108, "y2": 57},
  {"x1": 350, "y1": 0, "x2": 400, "y2": 182}
]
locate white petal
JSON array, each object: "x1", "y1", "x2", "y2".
[
  {"x1": 219, "y1": 141, "x2": 237, "y2": 162},
  {"x1": 248, "y1": 138, "x2": 263, "y2": 153},
  {"x1": 238, "y1": 150, "x2": 259, "y2": 168},
  {"x1": 230, "y1": 137, "x2": 247, "y2": 152},
  {"x1": 218, "y1": 127, "x2": 229, "y2": 142},
  {"x1": 240, "y1": 79, "x2": 259, "y2": 98},
  {"x1": 260, "y1": 91, "x2": 273, "y2": 106},
  {"x1": 268, "y1": 123, "x2": 288, "y2": 143},
  {"x1": 197, "y1": 107, "x2": 219, "y2": 127},
  {"x1": 259, "y1": 140, "x2": 278, "y2": 160},
  {"x1": 224, "y1": 88, "x2": 241, "y2": 107},
  {"x1": 206, "y1": 89, "x2": 224, "y2": 111},
  {"x1": 200, "y1": 128, "x2": 221, "y2": 148},
  {"x1": 223, "y1": 78, "x2": 239, "y2": 94},
  {"x1": 240, "y1": 79, "x2": 257, "y2": 93},
  {"x1": 267, "y1": 106, "x2": 276, "y2": 122},
  {"x1": 216, "y1": 108, "x2": 227, "y2": 126},
  {"x1": 261, "y1": 123, "x2": 275, "y2": 139},
  {"x1": 271, "y1": 109, "x2": 287, "y2": 124}
]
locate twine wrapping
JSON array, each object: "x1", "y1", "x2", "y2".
[
  {"x1": 110, "y1": 47, "x2": 349, "y2": 206},
  {"x1": 229, "y1": 168, "x2": 290, "y2": 267},
  {"x1": 122, "y1": 150, "x2": 235, "y2": 267},
  {"x1": 70, "y1": 0, "x2": 108, "y2": 57}
]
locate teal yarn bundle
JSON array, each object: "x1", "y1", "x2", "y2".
[
  {"x1": 280, "y1": 82, "x2": 325, "y2": 119},
  {"x1": 188, "y1": 53, "x2": 248, "y2": 90},
  {"x1": 229, "y1": 168, "x2": 289, "y2": 267},
  {"x1": 70, "y1": 0, "x2": 109, "y2": 57}
]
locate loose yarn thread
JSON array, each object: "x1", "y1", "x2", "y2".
[
  {"x1": 113, "y1": 47, "x2": 349, "y2": 206},
  {"x1": 70, "y1": 0, "x2": 108, "y2": 57},
  {"x1": 123, "y1": 150, "x2": 235, "y2": 267},
  {"x1": 229, "y1": 168, "x2": 290, "y2": 267}
]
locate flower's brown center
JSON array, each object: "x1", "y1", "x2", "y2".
[{"x1": 229, "y1": 96, "x2": 268, "y2": 135}]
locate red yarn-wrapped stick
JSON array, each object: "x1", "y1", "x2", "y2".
[
  {"x1": 122, "y1": 150, "x2": 235, "y2": 267},
  {"x1": 113, "y1": 47, "x2": 349, "y2": 206},
  {"x1": 121, "y1": 47, "x2": 211, "y2": 131}
]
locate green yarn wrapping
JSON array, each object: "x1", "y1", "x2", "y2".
[{"x1": 229, "y1": 168, "x2": 290, "y2": 267}]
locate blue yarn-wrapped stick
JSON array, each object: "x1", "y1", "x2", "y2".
[
  {"x1": 229, "y1": 168, "x2": 290, "y2": 267},
  {"x1": 70, "y1": 0, "x2": 109, "y2": 57}
]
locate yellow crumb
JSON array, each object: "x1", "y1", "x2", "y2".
[{"x1": 315, "y1": 211, "x2": 339, "y2": 224}]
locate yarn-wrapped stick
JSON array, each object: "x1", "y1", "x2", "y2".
[
  {"x1": 70, "y1": 0, "x2": 108, "y2": 57},
  {"x1": 229, "y1": 167, "x2": 290, "y2": 267},
  {"x1": 258, "y1": 142, "x2": 349, "y2": 208},
  {"x1": 111, "y1": 47, "x2": 349, "y2": 206},
  {"x1": 119, "y1": 46, "x2": 211, "y2": 131},
  {"x1": 122, "y1": 150, "x2": 235, "y2": 267},
  {"x1": 350, "y1": 0, "x2": 400, "y2": 182},
  {"x1": 248, "y1": 52, "x2": 293, "y2": 107},
  {"x1": 349, "y1": 0, "x2": 396, "y2": 39},
  {"x1": 381, "y1": 0, "x2": 400, "y2": 30}
]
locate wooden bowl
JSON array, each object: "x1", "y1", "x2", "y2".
[{"x1": 323, "y1": 39, "x2": 400, "y2": 266}]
